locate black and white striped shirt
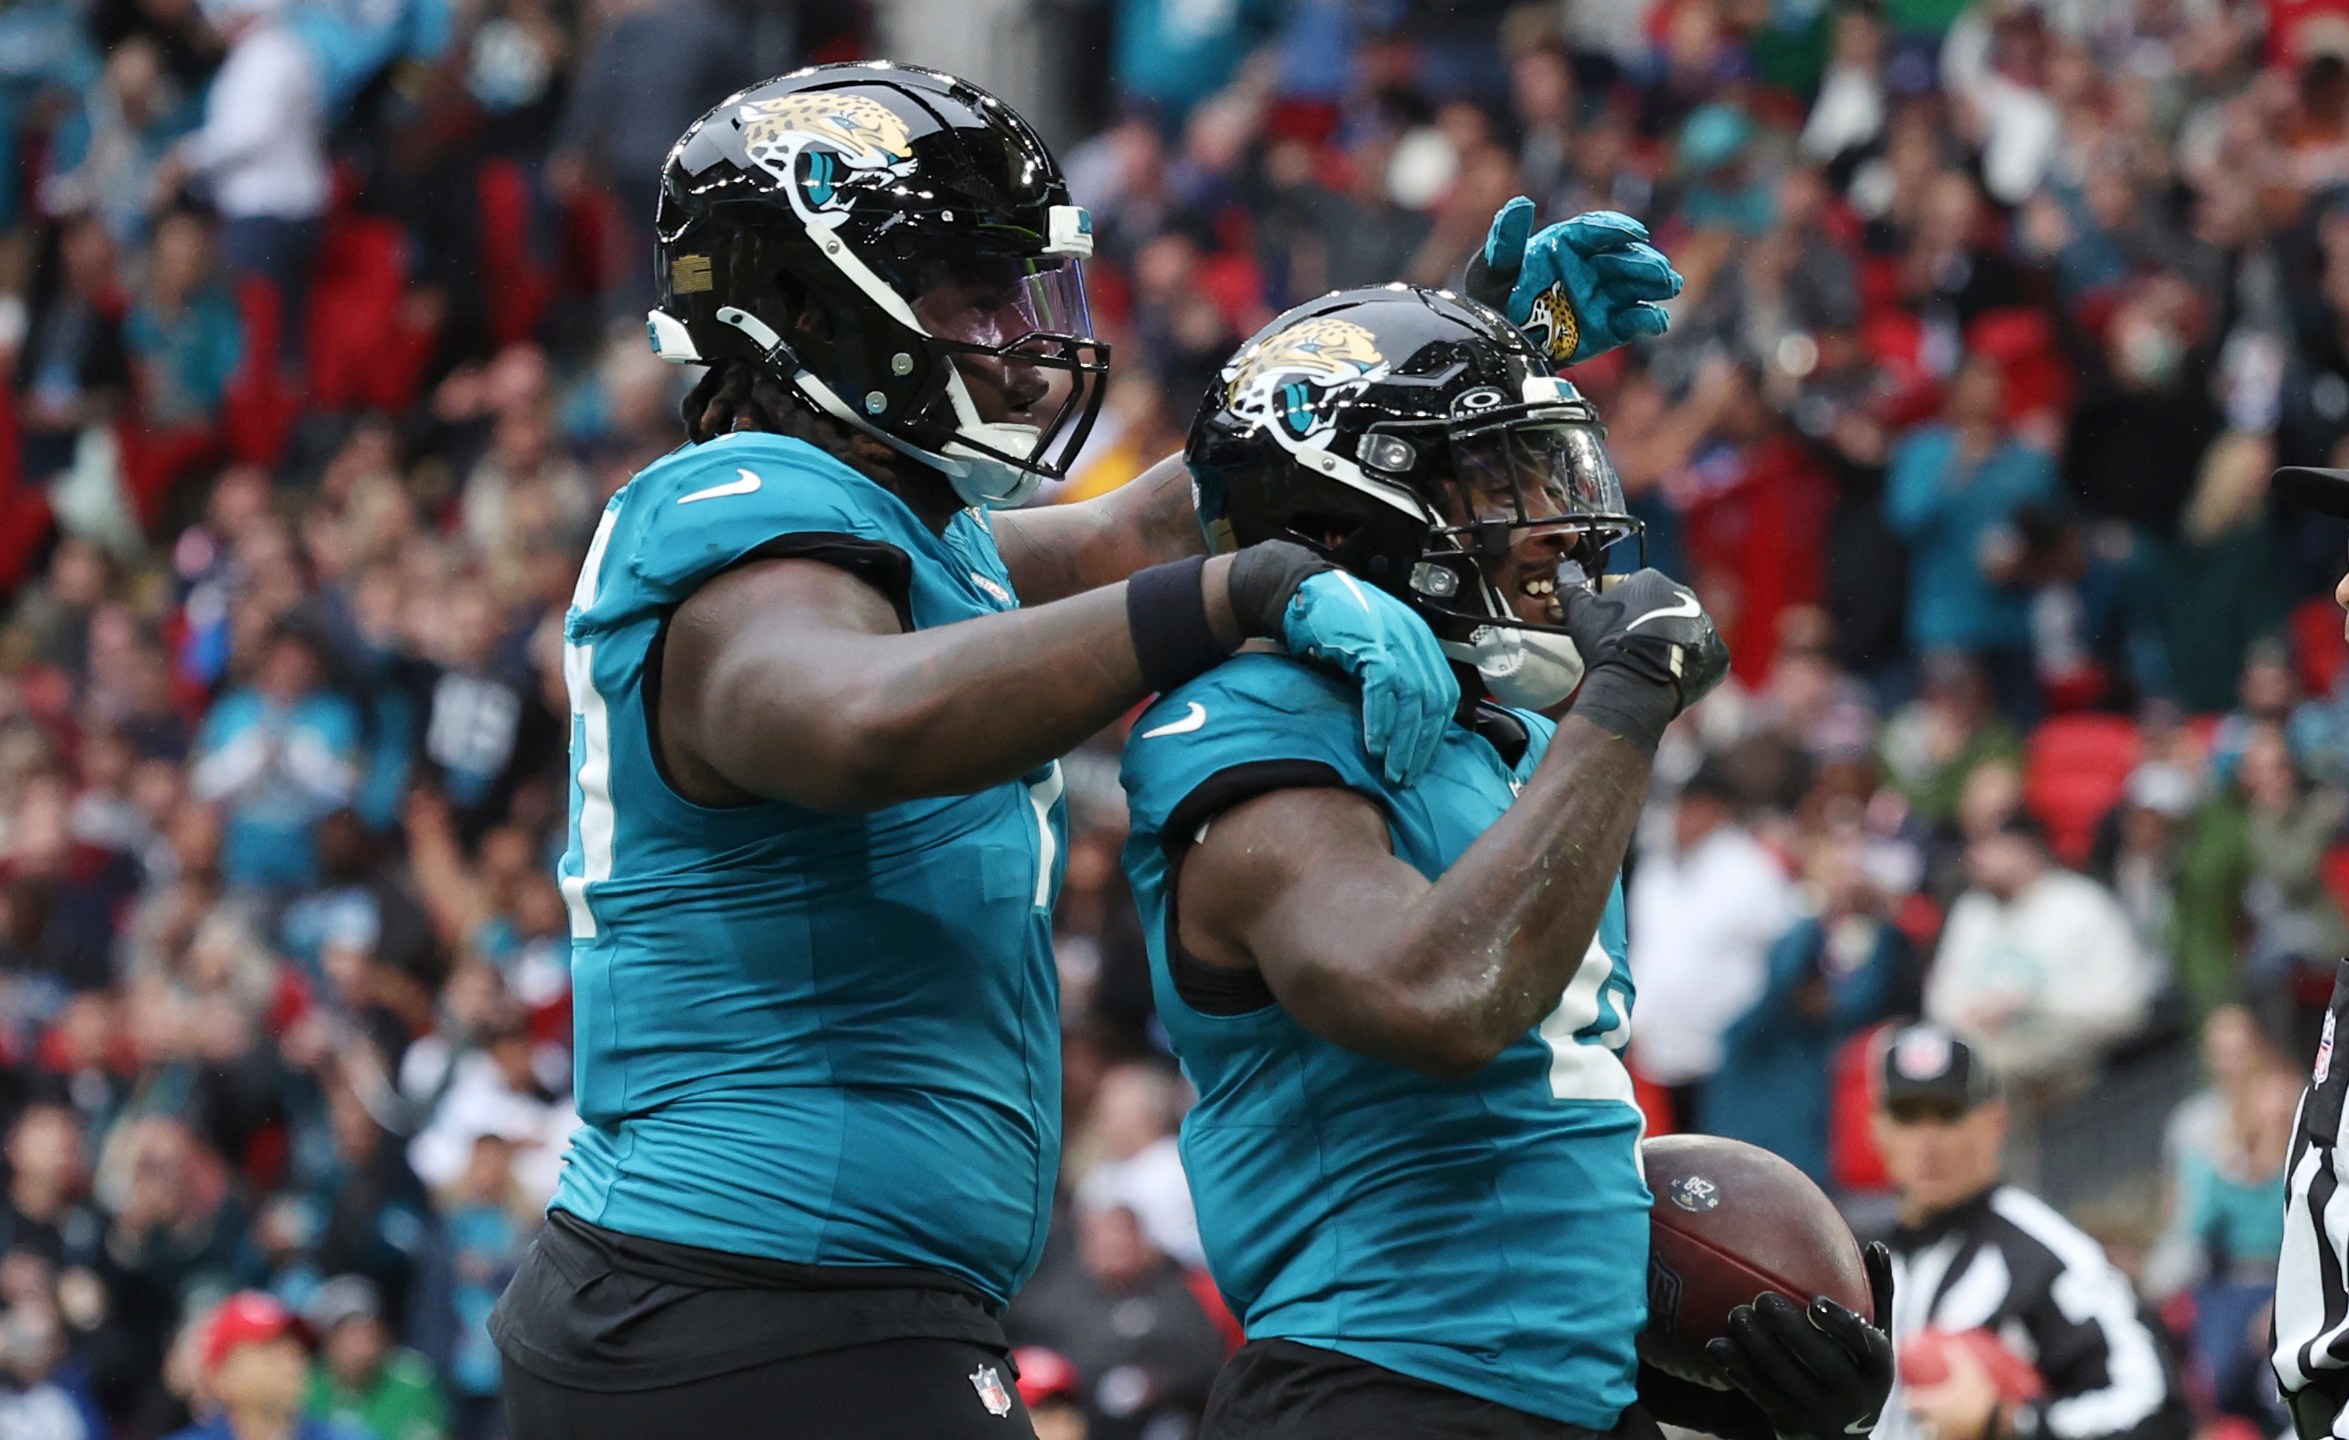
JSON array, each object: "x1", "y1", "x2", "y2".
[
  {"x1": 2277, "y1": 960, "x2": 2349, "y2": 1440},
  {"x1": 1880, "y1": 1185, "x2": 2192, "y2": 1440}
]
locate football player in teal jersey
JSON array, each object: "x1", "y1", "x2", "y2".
[
  {"x1": 482, "y1": 64, "x2": 1475, "y2": 1440},
  {"x1": 485, "y1": 62, "x2": 1691, "y2": 1440},
  {"x1": 1121, "y1": 287, "x2": 1896, "y2": 1440}
]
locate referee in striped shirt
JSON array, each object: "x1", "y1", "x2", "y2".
[
  {"x1": 2275, "y1": 962, "x2": 2349, "y2": 1440},
  {"x1": 2269, "y1": 466, "x2": 2349, "y2": 1440}
]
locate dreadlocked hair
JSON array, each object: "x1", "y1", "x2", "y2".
[{"x1": 682, "y1": 358, "x2": 906, "y2": 461}]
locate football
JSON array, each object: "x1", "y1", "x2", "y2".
[{"x1": 1639, "y1": 1134, "x2": 1873, "y2": 1385}]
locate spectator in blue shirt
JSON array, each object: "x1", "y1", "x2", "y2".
[
  {"x1": 126, "y1": 208, "x2": 244, "y2": 430},
  {"x1": 1111, "y1": 0, "x2": 1279, "y2": 126},
  {"x1": 189, "y1": 624, "x2": 363, "y2": 894},
  {"x1": 1708, "y1": 835, "x2": 1913, "y2": 1184},
  {"x1": 1886, "y1": 356, "x2": 2059, "y2": 715}
]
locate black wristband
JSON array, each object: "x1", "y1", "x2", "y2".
[
  {"x1": 1225, "y1": 540, "x2": 1333, "y2": 640},
  {"x1": 1570, "y1": 664, "x2": 1680, "y2": 757},
  {"x1": 1127, "y1": 556, "x2": 1231, "y2": 694}
]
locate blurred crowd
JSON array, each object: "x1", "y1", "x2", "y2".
[{"x1": 0, "y1": 0, "x2": 2344, "y2": 1437}]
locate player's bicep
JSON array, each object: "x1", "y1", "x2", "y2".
[
  {"x1": 1176, "y1": 784, "x2": 1432, "y2": 1013},
  {"x1": 660, "y1": 556, "x2": 908, "y2": 807}
]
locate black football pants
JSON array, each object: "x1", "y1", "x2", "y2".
[
  {"x1": 503, "y1": 1336, "x2": 1038, "y2": 1440},
  {"x1": 1203, "y1": 1338, "x2": 1667, "y2": 1440}
]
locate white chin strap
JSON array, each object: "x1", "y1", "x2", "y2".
[
  {"x1": 783, "y1": 367, "x2": 1045, "y2": 508},
  {"x1": 1442, "y1": 624, "x2": 1585, "y2": 711}
]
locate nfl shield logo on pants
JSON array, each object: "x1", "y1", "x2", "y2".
[{"x1": 970, "y1": 1364, "x2": 1013, "y2": 1418}]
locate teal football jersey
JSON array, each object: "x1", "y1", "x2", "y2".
[
  {"x1": 552, "y1": 431, "x2": 1066, "y2": 1305},
  {"x1": 1119, "y1": 654, "x2": 1649, "y2": 1428}
]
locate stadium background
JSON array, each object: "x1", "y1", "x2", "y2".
[{"x1": 0, "y1": 0, "x2": 2337, "y2": 1435}]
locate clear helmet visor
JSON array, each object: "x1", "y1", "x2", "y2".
[
  {"x1": 1444, "y1": 419, "x2": 1630, "y2": 532},
  {"x1": 894, "y1": 249, "x2": 1108, "y2": 488},
  {"x1": 907, "y1": 252, "x2": 1095, "y2": 347}
]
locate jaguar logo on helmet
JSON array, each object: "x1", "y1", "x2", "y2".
[
  {"x1": 738, "y1": 93, "x2": 915, "y2": 226},
  {"x1": 1223, "y1": 318, "x2": 1387, "y2": 444}
]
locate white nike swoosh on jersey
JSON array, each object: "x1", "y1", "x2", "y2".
[
  {"x1": 676, "y1": 468, "x2": 763, "y2": 504},
  {"x1": 1140, "y1": 702, "x2": 1208, "y2": 738},
  {"x1": 1624, "y1": 593, "x2": 1702, "y2": 631}
]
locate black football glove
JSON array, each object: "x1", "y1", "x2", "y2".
[
  {"x1": 1557, "y1": 569, "x2": 1731, "y2": 755},
  {"x1": 1704, "y1": 1241, "x2": 1895, "y2": 1440}
]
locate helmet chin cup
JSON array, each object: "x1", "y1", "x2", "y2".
[
  {"x1": 1441, "y1": 625, "x2": 1585, "y2": 710},
  {"x1": 941, "y1": 427, "x2": 1046, "y2": 508}
]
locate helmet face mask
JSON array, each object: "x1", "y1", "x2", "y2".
[
  {"x1": 649, "y1": 64, "x2": 1110, "y2": 508},
  {"x1": 1190, "y1": 287, "x2": 1644, "y2": 693},
  {"x1": 1368, "y1": 404, "x2": 1641, "y2": 640}
]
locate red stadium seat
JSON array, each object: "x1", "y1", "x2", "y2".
[
  {"x1": 306, "y1": 215, "x2": 436, "y2": 413},
  {"x1": 2322, "y1": 846, "x2": 2349, "y2": 929},
  {"x1": 117, "y1": 413, "x2": 222, "y2": 528},
  {"x1": 1967, "y1": 308, "x2": 2070, "y2": 425},
  {"x1": 221, "y1": 277, "x2": 297, "y2": 465},
  {"x1": 1828, "y1": 1023, "x2": 1893, "y2": 1195},
  {"x1": 2023, "y1": 713, "x2": 2143, "y2": 866},
  {"x1": 479, "y1": 159, "x2": 554, "y2": 349},
  {"x1": 2293, "y1": 596, "x2": 2348, "y2": 698}
]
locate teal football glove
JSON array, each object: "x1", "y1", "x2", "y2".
[
  {"x1": 1466, "y1": 197, "x2": 1683, "y2": 367},
  {"x1": 1225, "y1": 543, "x2": 1459, "y2": 787},
  {"x1": 1285, "y1": 571, "x2": 1459, "y2": 788}
]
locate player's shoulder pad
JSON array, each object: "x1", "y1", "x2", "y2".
[
  {"x1": 1120, "y1": 652, "x2": 1380, "y2": 840},
  {"x1": 579, "y1": 433, "x2": 921, "y2": 629}
]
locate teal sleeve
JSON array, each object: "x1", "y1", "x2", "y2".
[
  {"x1": 580, "y1": 436, "x2": 919, "y2": 632},
  {"x1": 1884, "y1": 430, "x2": 1957, "y2": 537},
  {"x1": 1120, "y1": 657, "x2": 1390, "y2": 854}
]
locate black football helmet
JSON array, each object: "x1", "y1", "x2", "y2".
[
  {"x1": 1189, "y1": 285, "x2": 1641, "y2": 705},
  {"x1": 648, "y1": 62, "x2": 1109, "y2": 508}
]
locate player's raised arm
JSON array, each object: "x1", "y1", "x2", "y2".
[{"x1": 1176, "y1": 569, "x2": 1721, "y2": 1078}]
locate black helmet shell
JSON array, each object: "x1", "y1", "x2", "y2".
[{"x1": 650, "y1": 63, "x2": 1107, "y2": 504}]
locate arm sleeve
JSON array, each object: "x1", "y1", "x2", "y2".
[
  {"x1": 1884, "y1": 432, "x2": 1956, "y2": 538},
  {"x1": 1923, "y1": 899, "x2": 1988, "y2": 1030},
  {"x1": 181, "y1": 31, "x2": 306, "y2": 176},
  {"x1": 1120, "y1": 662, "x2": 1389, "y2": 862},
  {"x1": 1828, "y1": 922, "x2": 1911, "y2": 1032},
  {"x1": 2013, "y1": 1257, "x2": 2183, "y2": 1440},
  {"x1": 1723, "y1": 920, "x2": 1821, "y2": 1051},
  {"x1": 2276, "y1": 961, "x2": 2349, "y2": 1440},
  {"x1": 577, "y1": 441, "x2": 918, "y2": 635}
]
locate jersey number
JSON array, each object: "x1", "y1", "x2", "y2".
[
  {"x1": 1535, "y1": 939, "x2": 1636, "y2": 1105},
  {"x1": 561, "y1": 507, "x2": 623, "y2": 940},
  {"x1": 1024, "y1": 764, "x2": 1063, "y2": 911}
]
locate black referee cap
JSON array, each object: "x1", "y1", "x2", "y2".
[{"x1": 1879, "y1": 1023, "x2": 1999, "y2": 1114}]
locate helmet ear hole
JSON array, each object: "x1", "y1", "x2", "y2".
[
  {"x1": 1285, "y1": 512, "x2": 1359, "y2": 556},
  {"x1": 770, "y1": 270, "x2": 829, "y2": 344}
]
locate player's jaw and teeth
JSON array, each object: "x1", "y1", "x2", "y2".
[{"x1": 1434, "y1": 428, "x2": 1592, "y2": 629}]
